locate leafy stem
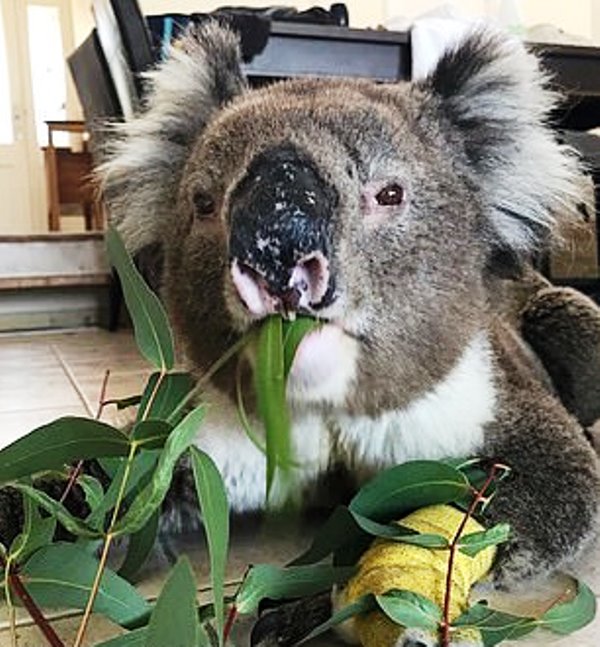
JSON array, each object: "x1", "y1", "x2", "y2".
[
  {"x1": 73, "y1": 369, "x2": 166, "y2": 647},
  {"x1": 441, "y1": 463, "x2": 500, "y2": 647},
  {"x1": 59, "y1": 370, "x2": 112, "y2": 505}
]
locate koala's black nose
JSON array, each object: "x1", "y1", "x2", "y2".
[{"x1": 228, "y1": 145, "x2": 337, "y2": 316}]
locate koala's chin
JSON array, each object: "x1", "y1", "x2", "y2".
[{"x1": 286, "y1": 323, "x2": 360, "y2": 407}]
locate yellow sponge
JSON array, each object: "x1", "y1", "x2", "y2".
[{"x1": 339, "y1": 505, "x2": 496, "y2": 647}]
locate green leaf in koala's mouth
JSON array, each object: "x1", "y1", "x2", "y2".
[{"x1": 254, "y1": 315, "x2": 321, "y2": 502}]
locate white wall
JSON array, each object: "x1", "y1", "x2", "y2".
[
  {"x1": 384, "y1": 0, "x2": 595, "y2": 40},
  {"x1": 71, "y1": 0, "x2": 600, "y2": 46}
]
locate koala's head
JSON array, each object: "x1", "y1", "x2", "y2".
[{"x1": 101, "y1": 23, "x2": 579, "y2": 415}]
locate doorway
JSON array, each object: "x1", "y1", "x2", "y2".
[{"x1": 0, "y1": 0, "x2": 76, "y2": 234}]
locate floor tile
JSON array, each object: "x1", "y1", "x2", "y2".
[{"x1": 0, "y1": 369, "x2": 82, "y2": 413}]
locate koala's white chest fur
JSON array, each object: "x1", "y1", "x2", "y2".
[{"x1": 329, "y1": 332, "x2": 497, "y2": 474}]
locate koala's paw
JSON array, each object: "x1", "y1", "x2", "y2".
[{"x1": 250, "y1": 594, "x2": 332, "y2": 646}]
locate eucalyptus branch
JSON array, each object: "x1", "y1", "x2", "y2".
[
  {"x1": 73, "y1": 368, "x2": 166, "y2": 647},
  {"x1": 60, "y1": 370, "x2": 111, "y2": 505},
  {"x1": 223, "y1": 604, "x2": 238, "y2": 644},
  {"x1": 440, "y1": 463, "x2": 500, "y2": 647},
  {"x1": 7, "y1": 564, "x2": 65, "y2": 647},
  {"x1": 1, "y1": 528, "x2": 65, "y2": 647}
]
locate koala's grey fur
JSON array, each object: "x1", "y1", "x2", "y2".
[{"x1": 99, "y1": 23, "x2": 600, "y2": 646}]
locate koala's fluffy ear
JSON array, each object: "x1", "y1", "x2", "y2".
[
  {"x1": 420, "y1": 31, "x2": 581, "y2": 253},
  {"x1": 99, "y1": 22, "x2": 245, "y2": 255}
]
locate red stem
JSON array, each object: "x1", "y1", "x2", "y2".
[
  {"x1": 223, "y1": 604, "x2": 238, "y2": 644},
  {"x1": 8, "y1": 569, "x2": 64, "y2": 647},
  {"x1": 59, "y1": 370, "x2": 111, "y2": 504},
  {"x1": 440, "y1": 464, "x2": 500, "y2": 647}
]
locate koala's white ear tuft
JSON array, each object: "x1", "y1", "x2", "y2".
[
  {"x1": 421, "y1": 31, "x2": 581, "y2": 253},
  {"x1": 98, "y1": 22, "x2": 246, "y2": 256}
]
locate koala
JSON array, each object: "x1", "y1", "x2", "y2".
[{"x1": 98, "y1": 23, "x2": 600, "y2": 647}]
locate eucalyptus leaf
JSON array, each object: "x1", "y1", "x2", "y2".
[
  {"x1": 236, "y1": 563, "x2": 356, "y2": 615},
  {"x1": 298, "y1": 594, "x2": 376, "y2": 645},
  {"x1": 113, "y1": 395, "x2": 143, "y2": 410},
  {"x1": 88, "y1": 451, "x2": 160, "y2": 530},
  {"x1": 137, "y1": 372, "x2": 195, "y2": 424},
  {"x1": 9, "y1": 496, "x2": 56, "y2": 564},
  {"x1": 106, "y1": 226, "x2": 174, "y2": 371},
  {"x1": 540, "y1": 579, "x2": 596, "y2": 635},
  {"x1": 0, "y1": 417, "x2": 129, "y2": 484},
  {"x1": 255, "y1": 316, "x2": 292, "y2": 498},
  {"x1": 131, "y1": 419, "x2": 172, "y2": 450},
  {"x1": 376, "y1": 589, "x2": 442, "y2": 631},
  {"x1": 145, "y1": 556, "x2": 207, "y2": 647},
  {"x1": 290, "y1": 505, "x2": 361, "y2": 566},
  {"x1": 79, "y1": 474, "x2": 105, "y2": 512},
  {"x1": 349, "y1": 460, "x2": 470, "y2": 522},
  {"x1": 190, "y1": 447, "x2": 229, "y2": 646},
  {"x1": 21, "y1": 542, "x2": 151, "y2": 627},
  {"x1": 113, "y1": 406, "x2": 205, "y2": 536},
  {"x1": 95, "y1": 628, "x2": 147, "y2": 647},
  {"x1": 118, "y1": 510, "x2": 160, "y2": 581},
  {"x1": 453, "y1": 603, "x2": 537, "y2": 646},
  {"x1": 458, "y1": 523, "x2": 511, "y2": 557},
  {"x1": 281, "y1": 316, "x2": 320, "y2": 377},
  {"x1": 12, "y1": 483, "x2": 102, "y2": 538},
  {"x1": 350, "y1": 511, "x2": 449, "y2": 549}
]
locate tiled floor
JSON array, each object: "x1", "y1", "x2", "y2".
[
  {"x1": 0, "y1": 328, "x2": 150, "y2": 449},
  {"x1": 0, "y1": 328, "x2": 598, "y2": 646}
]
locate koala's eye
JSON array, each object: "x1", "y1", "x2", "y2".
[
  {"x1": 193, "y1": 191, "x2": 216, "y2": 218},
  {"x1": 375, "y1": 183, "x2": 405, "y2": 207}
]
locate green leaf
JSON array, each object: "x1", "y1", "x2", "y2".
[
  {"x1": 9, "y1": 496, "x2": 56, "y2": 564},
  {"x1": 118, "y1": 510, "x2": 160, "y2": 581},
  {"x1": 376, "y1": 589, "x2": 442, "y2": 631},
  {"x1": 453, "y1": 603, "x2": 537, "y2": 646},
  {"x1": 281, "y1": 316, "x2": 321, "y2": 378},
  {"x1": 298, "y1": 594, "x2": 376, "y2": 645},
  {"x1": 236, "y1": 563, "x2": 356, "y2": 615},
  {"x1": 235, "y1": 360, "x2": 267, "y2": 455},
  {"x1": 106, "y1": 226, "x2": 174, "y2": 371},
  {"x1": 79, "y1": 475, "x2": 105, "y2": 512},
  {"x1": 349, "y1": 511, "x2": 449, "y2": 549},
  {"x1": 88, "y1": 451, "x2": 159, "y2": 530},
  {"x1": 21, "y1": 543, "x2": 151, "y2": 627},
  {"x1": 113, "y1": 406, "x2": 206, "y2": 536},
  {"x1": 349, "y1": 460, "x2": 470, "y2": 522},
  {"x1": 540, "y1": 579, "x2": 596, "y2": 635},
  {"x1": 190, "y1": 447, "x2": 229, "y2": 646},
  {"x1": 95, "y1": 628, "x2": 147, "y2": 647},
  {"x1": 145, "y1": 556, "x2": 207, "y2": 647},
  {"x1": 115, "y1": 395, "x2": 143, "y2": 410},
  {"x1": 12, "y1": 483, "x2": 102, "y2": 538},
  {"x1": 458, "y1": 523, "x2": 511, "y2": 557},
  {"x1": 255, "y1": 316, "x2": 292, "y2": 498},
  {"x1": 131, "y1": 420, "x2": 172, "y2": 450},
  {"x1": 290, "y1": 505, "x2": 362, "y2": 566},
  {"x1": 0, "y1": 417, "x2": 129, "y2": 484},
  {"x1": 137, "y1": 372, "x2": 195, "y2": 424}
]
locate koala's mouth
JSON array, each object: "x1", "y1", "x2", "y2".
[{"x1": 230, "y1": 254, "x2": 336, "y2": 320}]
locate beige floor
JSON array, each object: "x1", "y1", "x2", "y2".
[{"x1": 0, "y1": 328, "x2": 598, "y2": 646}]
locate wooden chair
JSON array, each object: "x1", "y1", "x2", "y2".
[{"x1": 43, "y1": 121, "x2": 104, "y2": 231}]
